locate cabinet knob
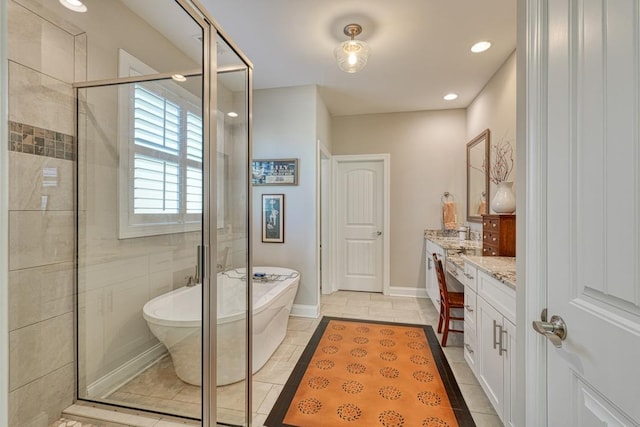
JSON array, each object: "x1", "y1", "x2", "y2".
[
  {"x1": 492, "y1": 237, "x2": 497, "y2": 242},
  {"x1": 464, "y1": 343, "x2": 474, "y2": 354},
  {"x1": 492, "y1": 223, "x2": 497, "y2": 227}
]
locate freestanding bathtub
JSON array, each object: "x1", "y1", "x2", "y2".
[{"x1": 143, "y1": 266, "x2": 300, "y2": 386}]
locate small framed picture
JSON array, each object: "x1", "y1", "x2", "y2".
[
  {"x1": 262, "y1": 194, "x2": 284, "y2": 243},
  {"x1": 252, "y1": 158, "x2": 298, "y2": 185}
]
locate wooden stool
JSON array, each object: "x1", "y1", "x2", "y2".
[{"x1": 432, "y1": 253, "x2": 464, "y2": 347}]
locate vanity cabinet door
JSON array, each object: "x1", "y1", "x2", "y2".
[
  {"x1": 464, "y1": 262, "x2": 478, "y2": 292},
  {"x1": 477, "y1": 296, "x2": 505, "y2": 419},
  {"x1": 463, "y1": 284, "x2": 477, "y2": 328},
  {"x1": 503, "y1": 318, "x2": 517, "y2": 427},
  {"x1": 476, "y1": 294, "x2": 516, "y2": 425},
  {"x1": 463, "y1": 321, "x2": 477, "y2": 374},
  {"x1": 425, "y1": 241, "x2": 444, "y2": 312}
]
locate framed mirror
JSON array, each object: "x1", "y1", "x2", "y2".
[{"x1": 466, "y1": 129, "x2": 490, "y2": 222}]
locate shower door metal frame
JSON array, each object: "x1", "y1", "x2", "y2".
[
  {"x1": 194, "y1": 1, "x2": 254, "y2": 424},
  {"x1": 72, "y1": 0, "x2": 254, "y2": 425}
]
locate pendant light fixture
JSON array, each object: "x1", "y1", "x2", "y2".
[{"x1": 335, "y1": 23, "x2": 371, "y2": 73}]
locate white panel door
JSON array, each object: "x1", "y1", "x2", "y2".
[
  {"x1": 539, "y1": 0, "x2": 640, "y2": 424},
  {"x1": 336, "y1": 159, "x2": 384, "y2": 292}
]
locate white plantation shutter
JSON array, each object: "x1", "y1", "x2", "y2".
[
  {"x1": 117, "y1": 50, "x2": 204, "y2": 238},
  {"x1": 133, "y1": 154, "x2": 180, "y2": 214},
  {"x1": 120, "y1": 81, "x2": 203, "y2": 237},
  {"x1": 185, "y1": 112, "x2": 203, "y2": 215},
  {"x1": 132, "y1": 85, "x2": 182, "y2": 215}
]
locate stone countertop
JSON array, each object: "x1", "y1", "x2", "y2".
[
  {"x1": 424, "y1": 229, "x2": 482, "y2": 251},
  {"x1": 461, "y1": 255, "x2": 517, "y2": 289}
]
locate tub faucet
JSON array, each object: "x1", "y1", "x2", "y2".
[
  {"x1": 186, "y1": 266, "x2": 199, "y2": 287},
  {"x1": 217, "y1": 246, "x2": 232, "y2": 272}
]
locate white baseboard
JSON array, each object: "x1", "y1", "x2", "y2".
[
  {"x1": 87, "y1": 343, "x2": 167, "y2": 399},
  {"x1": 291, "y1": 303, "x2": 320, "y2": 318},
  {"x1": 387, "y1": 286, "x2": 428, "y2": 298}
]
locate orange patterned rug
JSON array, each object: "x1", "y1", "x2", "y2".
[{"x1": 265, "y1": 317, "x2": 474, "y2": 427}]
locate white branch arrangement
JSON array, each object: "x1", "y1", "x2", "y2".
[
  {"x1": 471, "y1": 136, "x2": 515, "y2": 185},
  {"x1": 487, "y1": 138, "x2": 514, "y2": 184}
]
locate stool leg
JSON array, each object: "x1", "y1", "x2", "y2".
[{"x1": 442, "y1": 308, "x2": 450, "y2": 347}]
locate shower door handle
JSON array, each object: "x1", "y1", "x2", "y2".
[{"x1": 197, "y1": 245, "x2": 208, "y2": 284}]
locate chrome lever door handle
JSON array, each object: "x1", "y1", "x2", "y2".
[{"x1": 532, "y1": 314, "x2": 567, "y2": 348}]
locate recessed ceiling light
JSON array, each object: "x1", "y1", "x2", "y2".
[
  {"x1": 227, "y1": 112, "x2": 238, "y2": 118},
  {"x1": 59, "y1": 0, "x2": 87, "y2": 13},
  {"x1": 171, "y1": 74, "x2": 187, "y2": 82},
  {"x1": 443, "y1": 93, "x2": 458, "y2": 101},
  {"x1": 471, "y1": 41, "x2": 491, "y2": 53}
]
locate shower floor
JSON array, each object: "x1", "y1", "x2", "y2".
[
  {"x1": 105, "y1": 316, "x2": 315, "y2": 425},
  {"x1": 106, "y1": 355, "x2": 201, "y2": 419}
]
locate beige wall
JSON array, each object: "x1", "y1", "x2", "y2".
[
  {"x1": 253, "y1": 85, "x2": 327, "y2": 309},
  {"x1": 332, "y1": 110, "x2": 467, "y2": 289},
  {"x1": 467, "y1": 50, "x2": 517, "y2": 213},
  {"x1": 329, "y1": 51, "x2": 517, "y2": 290}
]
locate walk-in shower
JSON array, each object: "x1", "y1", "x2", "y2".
[{"x1": 70, "y1": 0, "x2": 251, "y2": 425}]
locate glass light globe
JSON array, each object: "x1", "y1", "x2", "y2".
[
  {"x1": 59, "y1": 0, "x2": 87, "y2": 12},
  {"x1": 334, "y1": 40, "x2": 371, "y2": 73}
]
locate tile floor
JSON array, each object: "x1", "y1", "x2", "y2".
[{"x1": 100, "y1": 291, "x2": 502, "y2": 427}]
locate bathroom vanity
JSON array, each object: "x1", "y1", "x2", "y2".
[
  {"x1": 456, "y1": 254, "x2": 516, "y2": 427},
  {"x1": 425, "y1": 230, "x2": 517, "y2": 426},
  {"x1": 424, "y1": 230, "x2": 481, "y2": 312}
]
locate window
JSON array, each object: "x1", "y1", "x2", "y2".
[{"x1": 118, "y1": 50, "x2": 203, "y2": 238}]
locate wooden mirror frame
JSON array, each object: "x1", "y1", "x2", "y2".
[{"x1": 466, "y1": 129, "x2": 490, "y2": 223}]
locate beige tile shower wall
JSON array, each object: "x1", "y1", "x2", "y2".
[{"x1": 6, "y1": 1, "x2": 77, "y2": 426}]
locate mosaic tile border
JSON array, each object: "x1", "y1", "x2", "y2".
[{"x1": 9, "y1": 120, "x2": 76, "y2": 161}]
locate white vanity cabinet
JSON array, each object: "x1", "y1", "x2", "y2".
[
  {"x1": 462, "y1": 263, "x2": 478, "y2": 374},
  {"x1": 463, "y1": 262, "x2": 517, "y2": 426},
  {"x1": 425, "y1": 240, "x2": 445, "y2": 310},
  {"x1": 462, "y1": 283, "x2": 478, "y2": 373}
]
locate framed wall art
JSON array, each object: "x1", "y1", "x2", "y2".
[
  {"x1": 261, "y1": 194, "x2": 284, "y2": 243},
  {"x1": 252, "y1": 158, "x2": 298, "y2": 185}
]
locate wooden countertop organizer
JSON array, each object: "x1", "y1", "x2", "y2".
[{"x1": 482, "y1": 214, "x2": 515, "y2": 256}]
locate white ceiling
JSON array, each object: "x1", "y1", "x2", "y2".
[{"x1": 201, "y1": 0, "x2": 517, "y2": 116}]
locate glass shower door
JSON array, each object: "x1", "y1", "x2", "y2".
[
  {"x1": 77, "y1": 75, "x2": 206, "y2": 419},
  {"x1": 213, "y1": 36, "x2": 251, "y2": 426},
  {"x1": 74, "y1": 1, "x2": 253, "y2": 424}
]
